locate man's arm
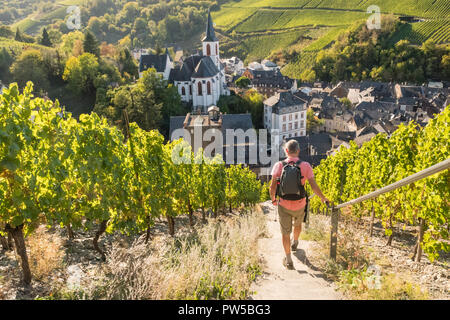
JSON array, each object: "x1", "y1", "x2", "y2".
[
  {"x1": 308, "y1": 177, "x2": 329, "y2": 203},
  {"x1": 269, "y1": 178, "x2": 278, "y2": 204}
]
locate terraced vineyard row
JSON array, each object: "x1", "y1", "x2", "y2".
[
  {"x1": 390, "y1": 20, "x2": 450, "y2": 45},
  {"x1": 222, "y1": 0, "x2": 450, "y2": 18},
  {"x1": 303, "y1": 26, "x2": 347, "y2": 51},
  {"x1": 233, "y1": 9, "x2": 366, "y2": 33},
  {"x1": 221, "y1": 29, "x2": 309, "y2": 63},
  {"x1": 280, "y1": 50, "x2": 317, "y2": 79}
]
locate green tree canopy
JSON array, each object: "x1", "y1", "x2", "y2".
[{"x1": 83, "y1": 30, "x2": 100, "y2": 57}]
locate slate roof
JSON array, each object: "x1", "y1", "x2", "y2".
[
  {"x1": 139, "y1": 53, "x2": 169, "y2": 73},
  {"x1": 169, "y1": 54, "x2": 219, "y2": 82},
  {"x1": 248, "y1": 69, "x2": 294, "y2": 88},
  {"x1": 169, "y1": 114, "x2": 253, "y2": 142},
  {"x1": 264, "y1": 91, "x2": 308, "y2": 114},
  {"x1": 288, "y1": 133, "x2": 332, "y2": 156},
  {"x1": 354, "y1": 132, "x2": 377, "y2": 147},
  {"x1": 202, "y1": 10, "x2": 218, "y2": 42}
]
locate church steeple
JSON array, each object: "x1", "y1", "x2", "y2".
[{"x1": 202, "y1": 9, "x2": 218, "y2": 42}]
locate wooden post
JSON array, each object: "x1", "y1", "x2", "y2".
[
  {"x1": 415, "y1": 218, "x2": 425, "y2": 262},
  {"x1": 329, "y1": 205, "x2": 339, "y2": 261},
  {"x1": 369, "y1": 202, "x2": 375, "y2": 237}
]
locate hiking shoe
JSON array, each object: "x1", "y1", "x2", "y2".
[
  {"x1": 291, "y1": 240, "x2": 298, "y2": 252},
  {"x1": 283, "y1": 257, "x2": 294, "y2": 270}
]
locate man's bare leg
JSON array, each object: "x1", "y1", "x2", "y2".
[
  {"x1": 282, "y1": 233, "x2": 291, "y2": 255},
  {"x1": 293, "y1": 224, "x2": 302, "y2": 241},
  {"x1": 282, "y1": 233, "x2": 294, "y2": 268},
  {"x1": 291, "y1": 224, "x2": 302, "y2": 251}
]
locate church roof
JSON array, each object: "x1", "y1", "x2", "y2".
[
  {"x1": 202, "y1": 10, "x2": 218, "y2": 42},
  {"x1": 169, "y1": 54, "x2": 219, "y2": 81},
  {"x1": 192, "y1": 57, "x2": 219, "y2": 78},
  {"x1": 139, "y1": 53, "x2": 169, "y2": 73}
]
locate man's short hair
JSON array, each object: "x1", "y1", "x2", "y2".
[{"x1": 285, "y1": 140, "x2": 300, "y2": 155}]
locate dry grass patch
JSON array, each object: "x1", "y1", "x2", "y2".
[
  {"x1": 59, "y1": 209, "x2": 267, "y2": 300},
  {"x1": 27, "y1": 226, "x2": 64, "y2": 281}
]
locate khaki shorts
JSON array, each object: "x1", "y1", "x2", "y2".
[{"x1": 278, "y1": 205, "x2": 305, "y2": 235}]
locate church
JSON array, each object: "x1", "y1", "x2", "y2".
[{"x1": 139, "y1": 11, "x2": 229, "y2": 113}]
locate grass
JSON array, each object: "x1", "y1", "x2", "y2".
[{"x1": 46, "y1": 208, "x2": 268, "y2": 300}]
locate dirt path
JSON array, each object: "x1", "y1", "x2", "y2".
[{"x1": 250, "y1": 202, "x2": 342, "y2": 300}]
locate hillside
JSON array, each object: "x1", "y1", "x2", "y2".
[{"x1": 212, "y1": 0, "x2": 450, "y2": 77}]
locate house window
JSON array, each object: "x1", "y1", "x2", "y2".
[
  {"x1": 301, "y1": 112, "x2": 304, "y2": 118},
  {"x1": 181, "y1": 87, "x2": 186, "y2": 96},
  {"x1": 289, "y1": 114, "x2": 292, "y2": 121},
  {"x1": 282, "y1": 124, "x2": 286, "y2": 132},
  {"x1": 283, "y1": 115, "x2": 286, "y2": 122},
  {"x1": 295, "y1": 123, "x2": 298, "y2": 129},
  {"x1": 300, "y1": 121, "x2": 304, "y2": 128},
  {"x1": 289, "y1": 123, "x2": 292, "y2": 131},
  {"x1": 198, "y1": 82, "x2": 203, "y2": 96},
  {"x1": 207, "y1": 44, "x2": 211, "y2": 56},
  {"x1": 295, "y1": 113, "x2": 298, "y2": 120},
  {"x1": 207, "y1": 81, "x2": 211, "y2": 95}
]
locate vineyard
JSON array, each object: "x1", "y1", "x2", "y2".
[
  {"x1": 390, "y1": 20, "x2": 450, "y2": 45},
  {"x1": 0, "y1": 82, "x2": 264, "y2": 285},
  {"x1": 233, "y1": 9, "x2": 366, "y2": 33},
  {"x1": 307, "y1": 106, "x2": 450, "y2": 262},
  {"x1": 212, "y1": 0, "x2": 450, "y2": 81},
  {"x1": 222, "y1": 0, "x2": 450, "y2": 18}
]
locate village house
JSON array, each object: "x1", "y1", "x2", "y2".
[
  {"x1": 139, "y1": 48, "x2": 173, "y2": 80},
  {"x1": 263, "y1": 91, "x2": 308, "y2": 143},
  {"x1": 241, "y1": 68, "x2": 297, "y2": 97},
  {"x1": 169, "y1": 107, "x2": 254, "y2": 164}
]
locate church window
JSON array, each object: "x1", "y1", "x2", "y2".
[
  {"x1": 198, "y1": 82, "x2": 203, "y2": 96},
  {"x1": 207, "y1": 44, "x2": 211, "y2": 56},
  {"x1": 207, "y1": 81, "x2": 211, "y2": 95},
  {"x1": 216, "y1": 44, "x2": 218, "y2": 55},
  {"x1": 189, "y1": 85, "x2": 192, "y2": 95},
  {"x1": 181, "y1": 87, "x2": 186, "y2": 96}
]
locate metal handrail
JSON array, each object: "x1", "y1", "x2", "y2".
[
  {"x1": 335, "y1": 158, "x2": 450, "y2": 209},
  {"x1": 313, "y1": 158, "x2": 450, "y2": 261}
]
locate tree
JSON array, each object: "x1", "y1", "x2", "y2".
[
  {"x1": 340, "y1": 97, "x2": 352, "y2": 110},
  {"x1": 235, "y1": 76, "x2": 251, "y2": 89},
  {"x1": 117, "y1": 47, "x2": 138, "y2": 79},
  {"x1": 306, "y1": 108, "x2": 324, "y2": 133},
  {"x1": 0, "y1": 48, "x2": 13, "y2": 82},
  {"x1": 63, "y1": 53, "x2": 99, "y2": 95},
  {"x1": 10, "y1": 49, "x2": 49, "y2": 91},
  {"x1": 0, "y1": 25, "x2": 14, "y2": 38},
  {"x1": 40, "y1": 28, "x2": 52, "y2": 47},
  {"x1": 83, "y1": 30, "x2": 100, "y2": 57},
  {"x1": 14, "y1": 28, "x2": 22, "y2": 42}
]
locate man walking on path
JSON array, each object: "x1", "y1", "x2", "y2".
[{"x1": 269, "y1": 140, "x2": 329, "y2": 270}]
